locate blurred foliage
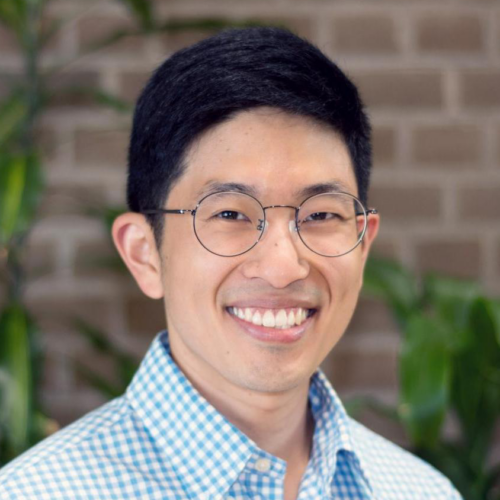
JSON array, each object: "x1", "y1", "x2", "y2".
[
  {"x1": 0, "y1": 0, "x2": 254, "y2": 467},
  {"x1": 354, "y1": 257, "x2": 500, "y2": 500}
]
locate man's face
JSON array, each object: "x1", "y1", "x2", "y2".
[{"x1": 160, "y1": 108, "x2": 378, "y2": 395}]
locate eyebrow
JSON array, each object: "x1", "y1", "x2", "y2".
[
  {"x1": 293, "y1": 181, "x2": 354, "y2": 199},
  {"x1": 196, "y1": 181, "x2": 259, "y2": 200},
  {"x1": 196, "y1": 180, "x2": 354, "y2": 201}
]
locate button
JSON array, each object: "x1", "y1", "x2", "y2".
[{"x1": 255, "y1": 458, "x2": 271, "y2": 472}]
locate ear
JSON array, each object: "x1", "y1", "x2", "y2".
[
  {"x1": 111, "y1": 212, "x2": 164, "y2": 299},
  {"x1": 360, "y1": 212, "x2": 380, "y2": 267}
]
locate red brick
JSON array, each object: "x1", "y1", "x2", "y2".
[
  {"x1": 332, "y1": 14, "x2": 398, "y2": 54},
  {"x1": 496, "y1": 239, "x2": 500, "y2": 276},
  {"x1": 161, "y1": 18, "x2": 313, "y2": 53},
  {"x1": 497, "y1": 12, "x2": 500, "y2": 53},
  {"x1": 352, "y1": 70, "x2": 443, "y2": 111},
  {"x1": 119, "y1": 70, "x2": 152, "y2": 102},
  {"x1": 369, "y1": 239, "x2": 401, "y2": 261},
  {"x1": 125, "y1": 294, "x2": 166, "y2": 335},
  {"x1": 369, "y1": 186, "x2": 442, "y2": 222},
  {"x1": 24, "y1": 240, "x2": 56, "y2": 282},
  {"x1": 324, "y1": 342, "x2": 398, "y2": 392},
  {"x1": 415, "y1": 13, "x2": 483, "y2": 53},
  {"x1": 345, "y1": 297, "x2": 398, "y2": 336},
  {"x1": 496, "y1": 127, "x2": 500, "y2": 164},
  {"x1": 26, "y1": 297, "x2": 113, "y2": 335},
  {"x1": 74, "y1": 129, "x2": 129, "y2": 167},
  {"x1": 372, "y1": 126, "x2": 396, "y2": 166},
  {"x1": 458, "y1": 186, "x2": 500, "y2": 221},
  {"x1": 38, "y1": 184, "x2": 109, "y2": 217},
  {"x1": 460, "y1": 71, "x2": 500, "y2": 109},
  {"x1": 73, "y1": 239, "x2": 125, "y2": 279},
  {"x1": 416, "y1": 240, "x2": 481, "y2": 279},
  {"x1": 0, "y1": 25, "x2": 19, "y2": 54},
  {"x1": 45, "y1": 71, "x2": 101, "y2": 108},
  {"x1": 77, "y1": 15, "x2": 146, "y2": 56},
  {"x1": 412, "y1": 124, "x2": 481, "y2": 167},
  {"x1": 35, "y1": 126, "x2": 59, "y2": 164}
]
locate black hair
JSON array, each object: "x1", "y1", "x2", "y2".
[{"x1": 127, "y1": 27, "x2": 372, "y2": 249}]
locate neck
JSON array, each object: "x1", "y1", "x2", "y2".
[{"x1": 170, "y1": 346, "x2": 315, "y2": 466}]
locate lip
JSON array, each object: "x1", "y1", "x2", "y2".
[{"x1": 227, "y1": 307, "x2": 315, "y2": 344}]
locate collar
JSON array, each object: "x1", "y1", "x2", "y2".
[
  {"x1": 308, "y1": 370, "x2": 373, "y2": 496},
  {"x1": 127, "y1": 331, "x2": 372, "y2": 499}
]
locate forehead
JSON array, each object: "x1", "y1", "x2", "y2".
[{"x1": 171, "y1": 108, "x2": 357, "y2": 204}]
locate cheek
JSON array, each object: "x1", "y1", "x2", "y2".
[
  {"x1": 324, "y1": 252, "x2": 364, "y2": 305},
  {"x1": 162, "y1": 229, "x2": 234, "y2": 313}
]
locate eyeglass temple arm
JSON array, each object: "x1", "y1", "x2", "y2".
[
  {"x1": 141, "y1": 209, "x2": 195, "y2": 215},
  {"x1": 355, "y1": 209, "x2": 378, "y2": 216}
]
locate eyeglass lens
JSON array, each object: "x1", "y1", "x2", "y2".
[{"x1": 193, "y1": 191, "x2": 367, "y2": 257}]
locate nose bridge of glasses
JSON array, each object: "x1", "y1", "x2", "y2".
[{"x1": 259, "y1": 205, "x2": 300, "y2": 235}]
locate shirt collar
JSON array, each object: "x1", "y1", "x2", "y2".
[
  {"x1": 308, "y1": 370, "x2": 373, "y2": 495},
  {"x1": 127, "y1": 331, "x2": 372, "y2": 498}
]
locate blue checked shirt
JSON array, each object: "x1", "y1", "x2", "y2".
[{"x1": 0, "y1": 331, "x2": 462, "y2": 499}]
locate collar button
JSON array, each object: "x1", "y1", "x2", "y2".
[{"x1": 255, "y1": 458, "x2": 271, "y2": 472}]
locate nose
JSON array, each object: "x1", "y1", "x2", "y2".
[{"x1": 240, "y1": 212, "x2": 310, "y2": 288}]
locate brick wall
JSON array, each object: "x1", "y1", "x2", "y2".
[{"x1": 1, "y1": 0, "x2": 499, "y2": 450}]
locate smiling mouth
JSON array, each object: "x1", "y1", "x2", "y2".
[{"x1": 227, "y1": 306, "x2": 316, "y2": 329}]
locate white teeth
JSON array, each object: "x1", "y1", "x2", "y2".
[
  {"x1": 252, "y1": 311, "x2": 262, "y2": 325},
  {"x1": 230, "y1": 307, "x2": 312, "y2": 329},
  {"x1": 275, "y1": 309, "x2": 287, "y2": 328},
  {"x1": 262, "y1": 310, "x2": 275, "y2": 327},
  {"x1": 295, "y1": 311, "x2": 302, "y2": 326}
]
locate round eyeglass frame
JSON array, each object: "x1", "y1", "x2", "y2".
[{"x1": 141, "y1": 190, "x2": 378, "y2": 258}]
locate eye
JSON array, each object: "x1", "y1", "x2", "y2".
[
  {"x1": 215, "y1": 210, "x2": 250, "y2": 221},
  {"x1": 303, "y1": 211, "x2": 341, "y2": 222}
]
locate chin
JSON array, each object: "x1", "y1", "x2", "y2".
[{"x1": 231, "y1": 363, "x2": 312, "y2": 394}]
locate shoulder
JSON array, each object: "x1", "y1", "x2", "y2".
[
  {"x1": 0, "y1": 397, "x2": 131, "y2": 499},
  {"x1": 348, "y1": 417, "x2": 462, "y2": 499}
]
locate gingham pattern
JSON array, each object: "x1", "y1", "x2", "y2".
[{"x1": 0, "y1": 330, "x2": 462, "y2": 499}]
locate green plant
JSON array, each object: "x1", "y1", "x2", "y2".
[
  {"x1": 0, "y1": 0, "x2": 255, "y2": 467},
  {"x1": 358, "y1": 257, "x2": 500, "y2": 500}
]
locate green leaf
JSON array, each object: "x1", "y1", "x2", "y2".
[
  {"x1": 424, "y1": 274, "x2": 480, "y2": 334},
  {"x1": 452, "y1": 297, "x2": 500, "y2": 468},
  {"x1": 75, "y1": 364, "x2": 122, "y2": 400},
  {"x1": 0, "y1": 152, "x2": 43, "y2": 246},
  {"x1": 0, "y1": 304, "x2": 33, "y2": 458},
  {"x1": 116, "y1": 0, "x2": 154, "y2": 31},
  {"x1": 74, "y1": 319, "x2": 139, "y2": 397},
  {"x1": 417, "y1": 442, "x2": 487, "y2": 500},
  {"x1": 399, "y1": 313, "x2": 452, "y2": 448},
  {"x1": 0, "y1": 0, "x2": 26, "y2": 33},
  {"x1": 0, "y1": 91, "x2": 28, "y2": 149},
  {"x1": 362, "y1": 257, "x2": 419, "y2": 329},
  {"x1": 73, "y1": 319, "x2": 115, "y2": 353}
]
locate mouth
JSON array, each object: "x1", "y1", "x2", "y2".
[
  {"x1": 227, "y1": 306, "x2": 316, "y2": 328},
  {"x1": 226, "y1": 306, "x2": 317, "y2": 343}
]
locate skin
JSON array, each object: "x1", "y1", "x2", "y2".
[{"x1": 112, "y1": 108, "x2": 380, "y2": 500}]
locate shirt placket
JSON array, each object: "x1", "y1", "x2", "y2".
[{"x1": 230, "y1": 451, "x2": 286, "y2": 500}]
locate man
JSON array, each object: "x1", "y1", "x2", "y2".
[{"x1": 0, "y1": 27, "x2": 461, "y2": 499}]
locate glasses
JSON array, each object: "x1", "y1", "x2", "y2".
[{"x1": 142, "y1": 191, "x2": 377, "y2": 258}]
